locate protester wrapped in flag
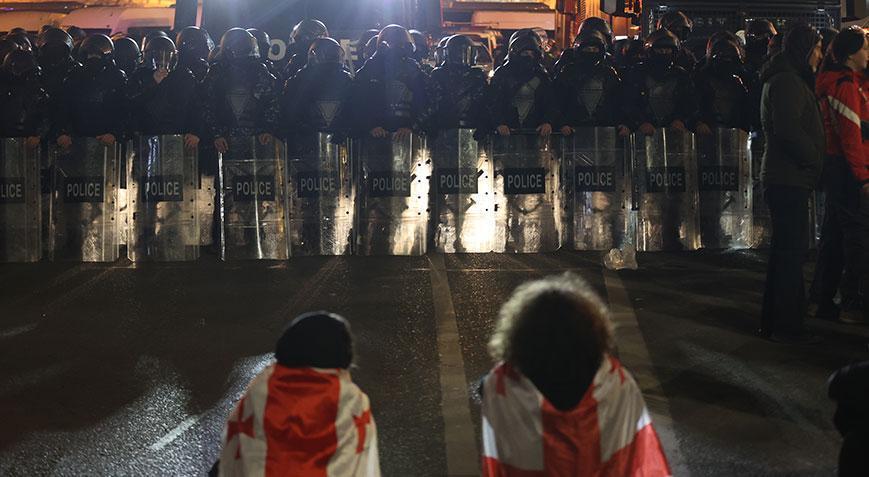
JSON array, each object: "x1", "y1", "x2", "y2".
[
  {"x1": 480, "y1": 274, "x2": 670, "y2": 476},
  {"x1": 217, "y1": 312, "x2": 380, "y2": 477}
]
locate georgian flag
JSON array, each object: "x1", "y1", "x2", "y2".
[
  {"x1": 481, "y1": 355, "x2": 671, "y2": 476},
  {"x1": 218, "y1": 365, "x2": 380, "y2": 477}
]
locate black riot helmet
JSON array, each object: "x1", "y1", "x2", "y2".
[
  {"x1": 2, "y1": 49, "x2": 39, "y2": 78},
  {"x1": 5, "y1": 32, "x2": 32, "y2": 51},
  {"x1": 143, "y1": 35, "x2": 177, "y2": 70},
  {"x1": 508, "y1": 29, "x2": 543, "y2": 62},
  {"x1": 219, "y1": 28, "x2": 259, "y2": 61},
  {"x1": 36, "y1": 27, "x2": 73, "y2": 66},
  {"x1": 644, "y1": 29, "x2": 680, "y2": 69},
  {"x1": 176, "y1": 26, "x2": 214, "y2": 61},
  {"x1": 444, "y1": 34, "x2": 476, "y2": 67},
  {"x1": 291, "y1": 19, "x2": 328, "y2": 46},
  {"x1": 573, "y1": 29, "x2": 607, "y2": 65},
  {"x1": 657, "y1": 10, "x2": 693, "y2": 43},
  {"x1": 577, "y1": 17, "x2": 613, "y2": 51},
  {"x1": 247, "y1": 29, "x2": 272, "y2": 61},
  {"x1": 140, "y1": 30, "x2": 169, "y2": 52},
  {"x1": 746, "y1": 19, "x2": 777, "y2": 43},
  {"x1": 0, "y1": 39, "x2": 20, "y2": 64},
  {"x1": 377, "y1": 24, "x2": 415, "y2": 58},
  {"x1": 434, "y1": 35, "x2": 451, "y2": 66},
  {"x1": 409, "y1": 29, "x2": 430, "y2": 62},
  {"x1": 307, "y1": 37, "x2": 344, "y2": 66},
  {"x1": 113, "y1": 37, "x2": 141, "y2": 73},
  {"x1": 363, "y1": 35, "x2": 378, "y2": 62},
  {"x1": 705, "y1": 31, "x2": 741, "y2": 60},
  {"x1": 78, "y1": 34, "x2": 114, "y2": 63},
  {"x1": 66, "y1": 26, "x2": 87, "y2": 47}
]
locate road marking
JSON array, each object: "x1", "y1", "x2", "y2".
[
  {"x1": 429, "y1": 253, "x2": 480, "y2": 476},
  {"x1": 603, "y1": 268, "x2": 690, "y2": 477},
  {"x1": 149, "y1": 415, "x2": 201, "y2": 452}
]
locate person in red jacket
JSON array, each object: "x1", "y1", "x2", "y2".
[{"x1": 810, "y1": 26, "x2": 869, "y2": 324}]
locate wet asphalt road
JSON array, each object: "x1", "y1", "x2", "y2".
[{"x1": 1, "y1": 250, "x2": 868, "y2": 476}]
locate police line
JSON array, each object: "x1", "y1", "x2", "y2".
[{"x1": 0, "y1": 128, "x2": 802, "y2": 262}]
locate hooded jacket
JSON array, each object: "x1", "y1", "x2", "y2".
[
  {"x1": 815, "y1": 68, "x2": 869, "y2": 184},
  {"x1": 759, "y1": 53, "x2": 825, "y2": 189}
]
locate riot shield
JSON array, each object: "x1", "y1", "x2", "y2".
[
  {"x1": 355, "y1": 134, "x2": 430, "y2": 256},
  {"x1": 633, "y1": 128, "x2": 700, "y2": 252},
  {"x1": 748, "y1": 134, "x2": 770, "y2": 248},
  {"x1": 50, "y1": 138, "x2": 120, "y2": 262},
  {"x1": 219, "y1": 136, "x2": 289, "y2": 260},
  {"x1": 287, "y1": 133, "x2": 354, "y2": 256},
  {"x1": 696, "y1": 128, "x2": 752, "y2": 249},
  {"x1": 564, "y1": 127, "x2": 632, "y2": 252},
  {"x1": 0, "y1": 138, "x2": 41, "y2": 262},
  {"x1": 431, "y1": 129, "x2": 495, "y2": 253},
  {"x1": 127, "y1": 135, "x2": 199, "y2": 261},
  {"x1": 491, "y1": 133, "x2": 562, "y2": 253}
]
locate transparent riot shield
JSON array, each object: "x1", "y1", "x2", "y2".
[
  {"x1": 696, "y1": 128, "x2": 752, "y2": 249},
  {"x1": 633, "y1": 129, "x2": 700, "y2": 252},
  {"x1": 0, "y1": 138, "x2": 41, "y2": 262},
  {"x1": 748, "y1": 134, "x2": 770, "y2": 248},
  {"x1": 50, "y1": 138, "x2": 120, "y2": 261},
  {"x1": 431, "y1": 129, "x2": 495, "y2": 253},
  {"x1": 564, "y1": 127, "x2": 632, "y2": 253},
  {"x1": 127, "y1": 135, "x2": 199, "y2": 261},
  {"x1": 355, "y1": 134, "x2": 430, "y2": 256},
  {"x1": 287, "y1": 133, "x2": 354, "y2": 256},
  {"x1": 491, "y1": 133, "x2": 562, "y2": 253},
  {"x1": 219, "y1": 136, "x2": 289, "y2": 260}
]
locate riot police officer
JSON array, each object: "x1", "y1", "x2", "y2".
[
  {"x1": 427, "y1": 34, "x2": 487, "y2": 135},
  {"x1": 202, "y1": 28, "x2": 278, "y2": 153},
  {"x1": 281, "y1": 38, "x2": 353, "y2": 139},
  {"x1": 0, "y1": 50, "x2": 48, "y2": 144},
  {"x1": 349, "y1": 24, "x2": 431, "y2": 139},
  {"x1": 554, "y1": 16, "x2": 615, "y2": 75},
  {"x1": 621, "y1": 29, "x2": 697, "y2": 135},
  {"x1": 553, "y1": 29, "x2": 625, "y2": 134},
  {"x1": 56, "y1": 34, "x2": 127, "y2": 147},
  {"x1": 657, "y1": 10, "x2": 697, "y2": 72},
  {"x1": 35, "y1": 28, "x2": 79, "y2": 102},
  {"x1": 175, "y1": 26, "x2": 214, "y2": 82},
  {"x1": 692, "y1": 38, "x2": 749, "y2": 131},
  {"x1": 409, "y1": 29, "x2": 434, "y2": 74},
  {"x1": 113, "y1": 37, "x2": 141, "y2": 77},
  {"x1": 128, "y1": 36, "x2": 201, "y2": 147},
  {"x1": 283, "y1": 19, "x2": 329, "y2": 79},
  {"x1": 486, "y1": 28, "x2": 555, "y2": 137}
]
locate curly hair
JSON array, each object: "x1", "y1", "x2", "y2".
[{"x1": 488, "y1": 273, "x2": 614, "y2": 408}]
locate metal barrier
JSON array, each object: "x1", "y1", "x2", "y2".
[
  {"x1": 633, "y1": 128, "x2": 700, "y2": 252},
  {"x1": 431, "y1": 129, "x2": 495, "y2": 253},
  {"x1": 287, "y1": 133, "x2": 354, "y2": 256},
  {"x1": 355, "y1": 134, "x2": 430, "y2": 256},
  {"x1": 564, "y1": 127, "x2": 632, "y2": 252},
  {"x1": 0, "y1": 138, "x2": 41, "y2": 262},
  {"x1": 219, "y1": 136, "x2": 289, "y2": 260},
  {"x1": 50, "y1": 138, "x2": 121, "y2": 262},
  {"x1": 696, "y1": 128, "x2": 752, "y2": 249},
  {"x1": 127, "y1": 135, "x2": 199, "y2": 261},
  {"x1": 491, "y1": 133, "x2": 562, "y2": 253}
]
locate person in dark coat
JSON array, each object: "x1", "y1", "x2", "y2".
[
  {"x1": 0, "y1": 50, "x2": 49, "y2": 143},
  {"x1": 485, "y1": 28, "x2": 555, "y2": 137},
  {"x1": 282, "y1": 19, "x2": 329, "y2": 80},
  {"x1": 656, "y1": 10, "x2": 697, "y2": 72},
  {"x1": 175, "y1": 26, "x2": 213, "y2": 83},
  {"x1": 55, "y1": 34, "x2": 127, "y2": 148},
  {"x1": 127, "y1": 36, "x2": 201, "y2": 148},
  {"x1": 426, "y1": 34, "x2": 488, "y2": 135},
  {"x1": 758, "y1": 24, "x2": 825, "y2": 343},
  {"x1": 692, "y1": 37, "x2": 750, "y2": 132},
  {"x1": 348, "y1": 24, "x2": 431, "y2": 139}
]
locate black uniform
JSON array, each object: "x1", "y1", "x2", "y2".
[
  {"x1": 692, "y1": 44, "x2": 750, "y2": 130},
  {"x1": 56, "y1": 35, "x2": 127, "y2": 139},
  {"x1": 485, "y1": 32, "x2": 555, "y2": 133},
  {"x1": 621, "y1": 30, "x2": 697, "y2": 130},
  {"x1": 0, "y1": 51, "x2": 49, "y2": 138},
  {"x1": 202, "y1": 29, "x2": 279, "y2": 141},
  {"x1": 282, "y1": 19, "x2": 329, "y2": 80},
  {"x1": 553, "y1": 31, "x2": 623, "y2": 128},
  {"x1": 281, "y1": 38, "x2": 353, "y2": 139},
  {"x1": 427, "y1": 35, "x2": 487, "y2": 133},
  {"x1": 348, "y1": 26, "x2": 431, "y2": 135},
  {"x1": 128, "y1": 45, "x2": 202, "y2": 136}
]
